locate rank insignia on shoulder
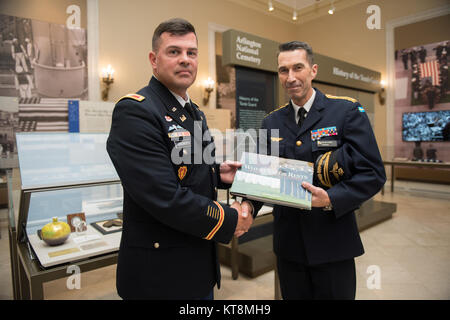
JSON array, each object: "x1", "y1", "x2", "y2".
[
  {"x1": 325, "y1": 94, "x2": 357, "y2": 103},
  {"x1": 178, "y1": 166, "x2": 187, "y2": 180},
  {"x1": 358, "y1": 106, "x2": 365, "y2": 112},
  {"x1": 265, "y1": 103, "x2": 289, "y2": 118},
  {"x1": 271, "y1": 137, "x2": 284, "y2": 142},
  {"x1": 117, "y1": 93, "x2": 145, "y2": 103}
]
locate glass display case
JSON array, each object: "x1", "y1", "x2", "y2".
[
  {"x1": 14, "y1": 132, "x2": 122, "y2": 268},
  {"x1": 9, "y1": 132, "x2": 123, "y2": 299}
]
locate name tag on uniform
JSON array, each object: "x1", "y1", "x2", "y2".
[
  {"x1": 168, "y1": 131, "x2": 190, "y2": 138},
  {"x1": 317, "y1": 140, "x2": 338, "y2": 147}
]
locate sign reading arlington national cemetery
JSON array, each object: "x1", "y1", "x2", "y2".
[{"x1": 222, "y1": 29, "x2": 279, "y2": 73}]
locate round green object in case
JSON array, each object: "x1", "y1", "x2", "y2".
[{"x1": 41, "y1": 217, "x2": 71, "y2": 246}]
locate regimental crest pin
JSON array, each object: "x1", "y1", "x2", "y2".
[
  {"x1": 180, "y1": 115, "x2": 187, "y2": 122},
  {"x1": 178, "y1": 166, "x2": 187, "y2": 180},
  {"x1": 171, "y1": 107, "x2": 177, "y2": 112},
  {"x1": 165, "y1": 115, "x2": 173, "y2": 122}
]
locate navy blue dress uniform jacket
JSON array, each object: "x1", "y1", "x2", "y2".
[
  {"x1": 107, "y1": 77, "x2": 238, "y2": 299},
  {"x1": 252, "y1": 89, "x2": 386, "y2": 266}
]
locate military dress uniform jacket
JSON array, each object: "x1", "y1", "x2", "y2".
[
  {"x1": 251, "y1": 89, "x2": 386, "y2": 266},
  {"x1": 107, "y1": 77, "x2": 238, "y2": 299}
]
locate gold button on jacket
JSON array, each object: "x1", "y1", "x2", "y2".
[{"x1": 296, "y1": 140, "x2": 302, "y2": 147}]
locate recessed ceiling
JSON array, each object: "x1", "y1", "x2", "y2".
[
  {"x1": 275, "y1": 0, "x2": 323, "y2": 11},
  {"x1": 225, "y1": 0, "x2": 366, "y2": 24}
]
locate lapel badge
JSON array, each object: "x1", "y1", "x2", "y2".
[
  {"x1": 172, "y1": 107, "x2": 177, "y2": 112},
  {"x1": 178, "y1": 166, "x2": 187, "y2": 180},
  {"x1": 180, "y1": 115, "x2": 187, "y2": 122},
  {"x1": 165, "y1": 115, "x2": 173, "y2": 122}
]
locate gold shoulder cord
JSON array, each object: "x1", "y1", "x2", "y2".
[
  {"x1": 317, "y1": 152, "x2": 328, "y2": 188},
  {"x1": 323, "y1": 151, "x2": 332, "y2": 188}
]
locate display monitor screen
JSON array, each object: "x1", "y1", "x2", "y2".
[{"x1": 402, "y1": 110, "x2": 450, "y2": 142}]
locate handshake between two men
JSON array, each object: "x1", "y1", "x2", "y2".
[{"x1": 219, "y1": 160, "x2": 254, "y2": 238}]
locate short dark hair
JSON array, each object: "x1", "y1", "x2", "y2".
[
  {"x1": 278, "y1": 41, "x2": 314, "y2": 66},
  {"x1": 152, "y1": 18, "x2": 197, "y2": 52}
]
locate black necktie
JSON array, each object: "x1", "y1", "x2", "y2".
[
  {"x1": 184, "y1": 102, "x2": 197, "y2": 120},
  {"x1": 297, "y1": 107, "x2": 307, "y2": 128}
]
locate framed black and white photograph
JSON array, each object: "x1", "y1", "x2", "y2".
[{"x1": 0, "y1": 12, "x2": 88, "y2": 100}]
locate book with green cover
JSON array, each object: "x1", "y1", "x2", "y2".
[{"x1": 230, "y1": 152, "x2": 314, "y2": 210}]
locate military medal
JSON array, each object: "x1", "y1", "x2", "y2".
[{"x1": 311, "y1": 126, "x2": 338, "y2": 141}]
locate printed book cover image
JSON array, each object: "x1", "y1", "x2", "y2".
[{"x1": 230, "y1": 152, "x2": 314, "y2": 210}]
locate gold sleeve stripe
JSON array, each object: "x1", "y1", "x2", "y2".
[{"x1": 204, "y1": 201, "x2": 225, "y2": 240}]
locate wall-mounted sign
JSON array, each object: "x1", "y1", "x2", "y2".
[
  {"x1": 222, "y1": 29, "x2": 279, "y2": 73},
  {"x1": 222, "y1": 29, "x2": 381, "y2": 93},
  {"x1": 314, "y1": 53, "x2": 381, "y2": 93}
]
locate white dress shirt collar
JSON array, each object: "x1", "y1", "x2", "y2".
[{"x1": 291, "y1": 89, "x2": 316, "y2": 123}]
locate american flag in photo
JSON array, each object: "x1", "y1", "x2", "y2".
[
  {"x1": 419, "y1": 60, "x2": 440, "y2": 86},
  {"x1": 18, "y1": 97, "x2": 69, "y2": 132}
]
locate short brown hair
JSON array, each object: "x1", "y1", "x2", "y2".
[
  {"x1": 152, "y1": 18, "x2": 197, "y2": 52},
  {"x1": 278, "y1": 41, "x2": 314, "y2": 66}
]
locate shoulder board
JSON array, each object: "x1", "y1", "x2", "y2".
[
  {"x1": 325, "y1": 94, "x2": 357, "y2": 103},
  {"x1": 117, "y1": 93, "x2": 146, "y2": 103},
  {"x1": 264, "y1": 103, "x2": 289, "y2": 118}
]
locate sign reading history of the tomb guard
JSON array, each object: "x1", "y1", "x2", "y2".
[
  {"x1": 222, "y1": 29, "x2": 279, "y2": 73},
  {"x1": 314, "y1": 53, "x2": 381, "y2": 93}
]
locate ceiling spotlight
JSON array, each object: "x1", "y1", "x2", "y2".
[
  {"x1": 268, "y1": 0, "x2": 274, "y2": 11},
  {"x1": 292, "y1": 10, "x2": 298, "y2": 20}
]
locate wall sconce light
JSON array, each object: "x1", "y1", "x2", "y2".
[
  {"x1": 203, "y1": 77, "x2": 215, "y2": 105},
  {"x1": 268, "y1": 0, "x2": 274, "y2": 11},
  {"x1": 328, "y1": 1, "x2": 335, "y2": 14},
  {"x1": 101, "y1": 64, "x2": 115, "y2": 101},
  {"x1": 379, "y1": 80, "x2": 386, "y2": 105},
  {"x1": 292, "y1": 10, "x2": 298, "y2": 21}
]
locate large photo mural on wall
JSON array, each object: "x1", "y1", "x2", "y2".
[
  {"x1": 0, "y1": 13, "x2": 88, "y2": 100},
  {"x1": 0, "y1": 5, "x2": 87, "y2": 168},
  {"x1": 394, "y1": 40, "x2": 450, "y2": 162}
]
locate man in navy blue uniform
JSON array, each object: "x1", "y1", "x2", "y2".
[
  {"x1": 107, "y1": 18, "x2": 253, "y2": 300},
  {"x1": 246, "y1": 41, "x2": 386, "y2": 299}
]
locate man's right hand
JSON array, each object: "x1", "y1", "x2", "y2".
[{"x1": 231, "y1": 201, "x2": 253, "y2": 238}]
